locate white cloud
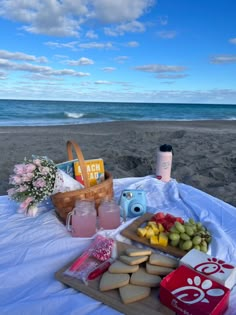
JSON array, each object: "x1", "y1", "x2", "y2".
[
  {"x1": 85, "y1": 30, "x2": 98, "y2": 39},
  {"x1": 66, "y1": 57, "x2": 94, "y2": 66},
  {"x1": 45, "y1": 41, "x2": 79, "y2": 49},
  {"x1": 160, "y1": 81, "x2": 175, "y2": 85},
  {"x1": 104, "y1": 21, "x2": 145, "y2": 36},
  {"x1": 157, "y1": 15, "x2": 168, "y2": 26},
  {"x1": 78, "y1": 42, "x2": 113, "y2": 49},
  {"x1": 115, "y1": 56, "x2": 129, "y2": 63},
  {"x1": 95, "y1": 80, "x2": 112, "y2": 85},
  {"x1": 0, "y1": 49, "x2": 47, "y2": 63},
  {"x1": 210, "y1": 55, "x2": 236, "y2": 64},
  {"x1": 229, "y1": 38, "x2": 236, "y2": 44},
  {"x1": 157, "y1": 30, "x2": 177, "y2": 39},
  {"x1": 22, "y1": 15, "x2": 80, "y2": 37},
  {"x1": 45, "y1": 40, "x2": 114, "y2": 50},
  {"x1": 157, "y1": 74, "x2": 188, "y2": 79},
  {"x1": 134, "y1": 64, "x2": 186, "y2": 73},
  {"x1": 127, "y1": 41, "x2": 139, "y2": 47},
  {"x1": 53, "y1": 54, "x2": 68, "y2": 60},
  {"x1": 101, "y1": 67, "x2": 116, "y2": 72},
  {"x1": 0, "y1": 0, "x2": 155, "y2": 37},
  {"x1": 0, "y1": 71, "x2": 7, "y2": 79},
  {"x1": 92, "y1": 0, "x2": 155, "y2": 23},
  {"x1": 0, "y1": 58, "x2": 90, "y2": 77}
]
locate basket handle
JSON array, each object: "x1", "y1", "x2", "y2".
[{"x1": 66, "y1": 140, "x2": 90, "y2": 188}]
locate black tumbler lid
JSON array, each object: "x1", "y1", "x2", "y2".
[{"x1": 160, "y1": 144, "x2": 173, "y2": 152}]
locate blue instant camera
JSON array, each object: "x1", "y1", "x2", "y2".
[{"x1": 119, "y1": 189, "x2": 146, "y2": 218}]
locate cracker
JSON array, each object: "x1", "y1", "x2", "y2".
[
  {"x1": 146, "y1": 262, "x2": 174, "y2": 276},
  {"x1": 149, "y1": 253, "x2": 178, "y2": 268},
  {"x1": 99, "y1": 271, "x2": 130, "y2": 291},
  {"x1": 125, "y1": 248, "x2": 152, "y2": 257},
  {"x1": 119, "y1": 284, "x2": 151, "y2": 304},
  {"x1": 108, "y1": 260, "x2": 139, "y2": 273},
  {"x1": 119, "y1": 255, "x2": 149, "y2": 265},
  {"x1": 130, "y1": 267, "x2": 161, "y2": 287}
]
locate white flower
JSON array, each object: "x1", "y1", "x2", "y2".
[{"x1": 27, "y1": 205, "x2": 39, "y2": 217}]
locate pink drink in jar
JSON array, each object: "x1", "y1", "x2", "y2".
[
  {"x1": 66, "y1": 200, "x2": 97, "y2": 237},
  {"x1": 98, "y1": 200, "x2": 121, "y2": 230}
]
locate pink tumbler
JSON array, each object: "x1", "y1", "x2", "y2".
[{"x1": 156, "y1": 144, "x2": 173, "y2": 182}]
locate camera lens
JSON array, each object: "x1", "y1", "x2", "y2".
[
  {"x1": 133, "y1": 206, "x2": 141, "y2": 213},
  {"x1": 130, "y1": 203, "x2": 144, "y2": 217}
]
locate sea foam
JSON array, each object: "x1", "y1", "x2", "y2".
[{"x1": 64, "y1": 112, "x2": 84, "y2": 119}]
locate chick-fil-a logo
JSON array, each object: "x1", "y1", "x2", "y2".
[
  {"x1": 171, "y1": 275, "x2": 225, "y2": 305},
  {"x1": 195, "y1": 258, "x2": 234, "y2": 275}
]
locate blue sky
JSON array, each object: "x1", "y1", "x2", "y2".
[{"x1": 0, "y1": 0, "x2": 235, "y2": 104}]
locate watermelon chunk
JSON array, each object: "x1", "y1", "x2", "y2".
[{"x1": 151, "y1": 212, "x2": 184, "y2": 232}]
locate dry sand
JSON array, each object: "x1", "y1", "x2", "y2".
[{"x1": 0, "y1": 120, "x2": 235, "y2": 207}]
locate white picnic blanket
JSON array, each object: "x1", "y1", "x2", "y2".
[{"x1": 0, "y1": 176, "x2": 236, "y2": 315}]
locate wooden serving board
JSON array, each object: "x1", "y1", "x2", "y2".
[
  {"x1": 120, "y1": 213, "x2": 186, "y2": 258},
  {"x1": 55, "y1": 241, "x2": 174, "y2": 315}
]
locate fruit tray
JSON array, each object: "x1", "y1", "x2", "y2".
[{"x1": 120, "y1": 213, "x2": 186, "y2": 258}]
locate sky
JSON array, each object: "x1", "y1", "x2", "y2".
[{"x1": 0, "y1": 0, "x2": 236, "y2": 104}]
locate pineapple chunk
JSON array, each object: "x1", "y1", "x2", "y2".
[
  {"x1": 146, "y1": 227, "x2": 155, "y2": 239},
  {"x1": 147, "y1": 221, "x2": 157, "y2": 228},
  {"x1": 157, "y1": 223, "x2": 165, "y2": 232},
  {"x1": 150, "y1": 235, "x2": 159, "y2": 245},
  {"x1": 158, "y1": 232, "x2": 168, "y2": 247},
  {"x1": 147, "y1": 221, "x2": 159, "y2": 234},
  {"x1": 137, "y1": 227, "x2": 147, "y2": 237},
  {"x1": 152, "y1": 226, "x2": 159, "y2": 235}
]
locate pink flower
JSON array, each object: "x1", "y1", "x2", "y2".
[
  {"x1": 16, "y1": 185, "x2": 28, "y2": 193},
  {"x1": 9, "y1": 175, "x2": 22, "y2": 185},
  {"x1": 7, "y1": 188, "x2": 17, "y2": 197},
  {"x1": 33, "y1": 159, "x2": 42, "y2": 166},
  {"x1": 22, "y1": 173, "x2": 34, "y2": 182},
  {"x1": 39, "y1": 166, "x2": 50, "y2": 175},
  {"x1": 25, "y1": 163, "x2": 36, "y2": 173},
  {"x1": 19, "y1": 196, "x2": 34, "y2": 211},
  {"x1": 33, "y1": 178, "x2": 46, "y2": 188},
  {"x1": 13, "y1": 164, "x2": 26, "y2": 175}
]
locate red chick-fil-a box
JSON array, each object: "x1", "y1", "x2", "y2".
[{"x1": 160, "y1": 265, "x2": 230, "y2": 315}]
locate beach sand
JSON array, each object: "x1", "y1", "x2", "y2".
[{"x1": 1, "y1": 120, "x2": 235, "y2": 207}]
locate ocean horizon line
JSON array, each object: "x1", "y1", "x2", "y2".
[{"x1": 0, "y1": 98, "x2": 236, "y2": 106}]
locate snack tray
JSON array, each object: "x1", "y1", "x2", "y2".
[{"x1": 55, "y1": 241, "x2": 174, "y2": 315}]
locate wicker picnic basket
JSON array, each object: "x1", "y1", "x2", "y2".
[{"x1": 51, "y1": 140, "x2": 113, "y2": 224}]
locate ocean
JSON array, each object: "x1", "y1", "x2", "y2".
[{"x1": 0, "y1": 99, "x2": 236, "y2": 127}]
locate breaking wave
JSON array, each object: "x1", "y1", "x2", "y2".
[{"x1": 64, "y1": 112, "x2": 84, "y2": 119}]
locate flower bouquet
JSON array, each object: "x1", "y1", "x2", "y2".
[{"x1": 7, "y1": 156, "x2": 84, "y2": 216}]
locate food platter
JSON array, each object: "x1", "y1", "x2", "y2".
[
  {"x1": 120, "y1": 213, "x2": 186, "y2": 258},
  {"x1": 55, "y1": 241, "x2": 174, "y2": 315}
]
